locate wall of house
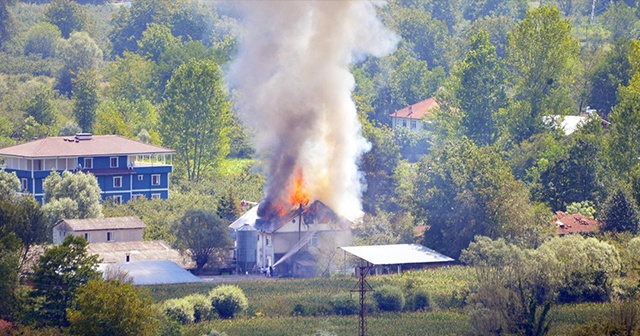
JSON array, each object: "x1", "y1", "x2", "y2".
[
  {"x1": 391, "y1": 117, "x2": 429, "y2": 132},
  {"x1": 60, "y1": 228, "x2": 144, "y2": 244}
]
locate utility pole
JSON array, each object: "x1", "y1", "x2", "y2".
[{"x1": 351, "y1": 264, "x2": 373, "y2": 336}]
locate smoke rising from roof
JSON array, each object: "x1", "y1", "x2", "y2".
[{"x1": 229, "y1": 1, "x2": 397, "y2": 221}]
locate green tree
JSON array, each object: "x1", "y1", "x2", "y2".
[
  {"x1": 30, "y1": 235, "x2": 101, "y2": 327},
  {"x1": 44, "y1": 0, "x2": 91, "y2": 39},
  {"x1": 105, "y1": 52, "x2": 156, "y2": 102},
  {"x1": 505, "y1": 6, "x2": 580, "y2": 142},
  {"x1": 217, "y1": 188, "x2": 242, "y2": 223},
  {"x1": 72, "y1": 69, "x2": 99, "y2": 133},
  {"x1": 0, "y1": 170, "x2": 20, "y2": 202},
  {"x1": 587, "y1": 38, "x2": 633, "y2": 117},
  {"x1": 601, "y1": 2, "x2": 639, "y2": 41},
  {"x1": 0, "y1": 234, "x2": 21, "y2": 321},
  {"x1": 0, "y1": 0, "x2": 16, "y2": 49},
  {"x1": 208, "y1": 285, "x2": 248, "y2": 319},
  {"x1": 137, "y1": 23, "x2": 180, "y2": 63},
  {"x1": 385, "y1": 48, "x2": 445, "y2": 109},
  {"x1": 1, "y1": 196, "x2": 48, "y2": 268},
  {"x1": 463, "y1": 15, "x2": 515, "y2": 59},
  {"x1": 450, "y1": 30, "x2": 506, "y2": 146},
  {"x1": 607, "y1": 80, "x2": 640, "y2": 178},
  {"x1": 56, "y1": 31, "x2": 103, "y2": 96},
  {"x1": 153, "y1": 40, "x2": 212, "y2": 99},
  {"x1": 21, "y1": 84, "x2": 58, "y2": 127},
  {"x1": 24, "y1": 22, "x2": 62, "y2": 58},
  {"x1": 161, "y1": 59, "x2": 231, "y2": 181},
  {"x1": 462, "y1": 0, "x2": 527, "y2": 21},
  {"x1": 42, "y1": 170, "x2": 102, "y2": 222},
  {"x1": 601, "y1": 188, "x2": 640, "y2": 234},
  {"x1": 173, "y1": 209, "x2": 231, "y2": 274},
  {"x1": 67, "y1": 279, "x2": 158, "y2": 336}
]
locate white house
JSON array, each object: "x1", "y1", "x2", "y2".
[{"x1": 390, "y1": 97, "x2": 439, "y2": 132}]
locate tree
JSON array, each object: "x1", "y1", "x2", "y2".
[
  {"x1": 44, "y1": 0, "x2": 91, "y2": 39},
  {"x1": 21, "y1": 84, "x2": 58, "y2": 127},
  {"x1": 505, "y1": 6, "x2": 580, "y2": 142},
  {"x1": 208, "y1": 285, "x2": 248, "y2": 319},
  {"x1": 462, "y1": 0, "x2": 527, "y2": 21},
  {"x1": 3, "y1": 196, "x2": 48, "y2": 268},
  {"x1": 42, "y1": 170, "x2": 102, "y2": 223},
  {"x1": 607, "y1": 79, "x2": 640, "y2": 178},
  {"x1": 173, "y1": 209, "x2": 231, "y2": 274},
  {"x1": 24, "y1": 22, "x2": 62, "y2": 58},
  {"x1": 105, "y1": 52, "x2": 156, "y2": 102},
  {"x1": 0, "y1": 170, "x2": 20, "y2": 202},
  {"x1": 587, "y1": 38, "x2": 633, "y2": 117},
  {"x1": 0, "y1": 0, "x2": 16, "y2": 49},
  {"x1": 450, "y1": 30, "x2": 506, "y2": 146},
  {"x1": 137, "y1": 23, "x2": 180, "y2": 63},
  {"x1": 161, "y1": 59, "x2": 231, "y2": 181},
  {"x1": 462, "y1": 16, "x2": 515, "y2": 59},
  {"x1": 67, "y1": 279, "x2": 158, "y2": 336},
  {"x1": 0, "y1": 234, "x2": 21, "y2": 321},
  {"x1": 601, "y1": 2, "x2": 639, "y2": 41},
  {"x1": 30, "y1": 235, "x2": 101, "y2": 327},
  {"x1": 216, "y1": 188, "x2": 242, "y2": 222},
  {"x1": 56, "y1": 31, "x2": 103, "y2": 96},
  {"x1": 72, "y1": 69, "x2": 99, "y2": 133},
  {"x1": 601, "y1": 188, "x2": 640, "y2": 234}
]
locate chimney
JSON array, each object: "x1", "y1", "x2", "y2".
[
  {"x1": 125, "y1": 253, "x2": 130, "y2": 263},
  {"x1": 75, "y1": 133, "x2": 93, "y2": 141}
]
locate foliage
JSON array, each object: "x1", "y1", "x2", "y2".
[
  {"x1": 67, "y1": 279, "x2": 158, "y2": 336},
  {"x1": 0, "y1": 170, "x2": 20, "y2": 202},
  {"x1": 0, "y1": 1, "x2": 15, "y2": 50},
  {"x1": 71, "y1": 68, "x2": 98, "y2": 133},
  {"x1": 607, "y1": 71, "x2": 640, "y2": 178},
  {"x1": 329, "y1": 293, "x2": 357, "y2": 316},
  {"x1": 24, "y1": 22, "x2": 61, "y2": 58},
  {"x1": 352, "y1": 211, "x2": 415, "y2": 246},
  {"x1": 408, "y1": 287, "x2": 431, "y2": 311},
  {"x1": 208, "y1": 285, "x2": 248, "y2": 319},
  {"x1": 184, "y1": 293, "x2": 214, "y2": 323},
  {"x1": 161, "y1": 59, "x2": 231, "y2": 181},
  {"x1": 601, "y1": 188, "x2": 640, "y2": 234},
  {"x1": 44, "y1": 0, "x2": 91, "y2": 39},
  {"x1": 566, "y1": 201, "x2": 597, "y2": 219},
  {"x1": 173, "y1": 209, "x2": 231, "y2": 274},
  {"x1": 137, "y1": 23, "x2": 180, "y2": 63},
  {"x1": 29, "y1": 235, "x2": 101, "y2": 327},
  {"x1": 161, "y1": 297, "x2": 194, "y2": 325},
  {"x1": 105, "y1": 52, "x2": 156, "y2": 103},
  {"x1": 21, "y1": 83, "x2": 57, "y2": 128},
  {"x1": 587, "y1": 38, "x2": 632, "y2": 117},
  {"x1": 42, "y1": 170, "x2": 102, "y2": 222},
  {"x1": 373, "y1": 285, "x2": 405, "y2": 312},
  {"x1": 56, "y1": 31, "x2": 102, "y2": 96},
  {"x1": 462, "y1": 0, "x2": 527, "y2": 21},
  {"x1": 0, "y1": 196, "x2": 48, "y2": 268},
  {"x1": 0, "y1": 234, "x2": 21, "y2": 321}
]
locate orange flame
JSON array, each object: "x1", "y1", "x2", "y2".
[{"x1": 289, "y1": 169, "x2": 310, "y2": 206}]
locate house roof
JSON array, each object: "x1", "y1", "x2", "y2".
[
  {"x1": 98, "y1": 260, "x2": 203, "y2": 285},
  {"x1": 340, "y1": 244, "x2": 454, "y2": 266},
  {"x1": 390, "y1": 97, "x2": 439, "y2": 120},
  {"x1": 56, "y1": 217, "x2": 146, "y2": 231},
  {"x1": 543, "y1": 115, "x2": 588, "y2": 135},
  {"x1": 88, "y1": 240, "x2": 193, "y2": 269},
  {"x1": 555, "y1": 211, "x2": 602, "y2": 235},
  {"x1": 0, "y1": 135, "x2": 174, "y2": 159}
]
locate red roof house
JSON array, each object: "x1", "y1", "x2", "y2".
[
  {"x1": 555, "y1": 211, "x2": 602, "y2": 235},
  {"x1": 390, "y1": 98, "x2": 440, "y2": 132}
]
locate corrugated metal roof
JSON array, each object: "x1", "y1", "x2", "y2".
[
  {"x1": 88, "y1": 240, "x2": 193, "y2": 269},
  {"x1": 59, "y1": 217, "x2": 146, "y2": 231},
  {"x1": 340, "y1": 244, "x2": 454, "y2": 265},
  {"x1": 0, "y1": 135, "x2": 174, "y2": 158},
  {"x1": 100, "y1": 260, "x2": 203, "y2": 285}
]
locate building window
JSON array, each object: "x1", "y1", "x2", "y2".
[
  {"x1": 411, "y1": 120, "x2": 417, "y2": 129},
  {"x1": 112, "y1": 195, "x2": 122, "y2": 204},
  {"x1": 132, "y1": 194, "x2": 144, "y2": 200},
  {"x1": 113, "y1": 176, "x2": 122, "y2": 188},
  {"x1": 34, "y1": 160, "x2": 42, "y2": 171},
  {"x1": 110, "y1": 157, "x2": 119, "y2": 168},
  {"x1": 83, "y1": 233, "x2": 91, "y2": 242},
  {"x1": 402, "y1": 120, "x2": 407, "y2": 127},
  {"x1": 151, "y1": 174, "x2": 160, "y2": 186},
  {"x1": 266, "y1": 236, "x2": 271, "y2": 246},
  {"x1": 137, "y1": 175, "x2": 143, "y2": 181},
  {"x1": 310, "y1": 233, "x2": 317, "y2": 246},
  {"x1": 21, "y1": 178, "x2": 28, "y2": 191},
  {"x1": 84, "y1": 158, "x2": 93, "y2": 169},
  {"x1": 151, "y1": 193, "x2": 161, "y2": 199},
  {"x1": 107, "y1": 231, "x2": 115, "y2": 242}
]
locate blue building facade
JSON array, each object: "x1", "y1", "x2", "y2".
[{"x1": 0, "y1": 134, "x2": 174, "y2": 204}]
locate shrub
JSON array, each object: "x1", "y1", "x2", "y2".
[
  {"x1": 410, "y1": 287, "x2": 431, "y2": 311},
  {"x1": 161, "y1": 298, "x2": 194, "y2": 325},
  {"x1": 329, "y1": 293, "x2": 358, "y2": 316},
  {"x1": 184, "y1": 293, "x2": 214, "y2": 322},
  {"x1": 209, "y1": 285, "x2": 248, "y2": 319},
  {"x1": 373, "y1": 285, "x2": 405, "y2": 312}
]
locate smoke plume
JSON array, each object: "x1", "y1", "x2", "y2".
[{"x1": 229, "y1": 1, "x2": 397, "y2": 221}]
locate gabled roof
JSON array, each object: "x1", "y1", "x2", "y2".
[
  {"x1": 0, "y1": 135, "x2": 174, "y2": 159},
  {"x1": 340, "y1": 244, "x2": 454, "y2": 265},
  {"x1": 390, "y1": 97, "x2": 440, "y2": 120},
  {"x1": 555, "y1": 211, "x2": 602, "y2": 235},
  {"x1": 56, "y1": 217, "x2": 146, "y2": 231}
]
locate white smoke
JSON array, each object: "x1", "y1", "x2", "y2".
[{"x1": 229, "y1": 1, "x2": 397, "y2": 221}]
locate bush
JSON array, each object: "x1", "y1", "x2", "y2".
[
  {"x1": 209, "y1": 285, "x2": 248, "y2": 319},
  {"x1": 161, "y1": 298, "x2": 194, "y2": 325},
  {"x1": 329, "y1": 293, "x2": 358, "y2": 316},
  {"x1": 410, "y1": 287, "x2": 431, "y2": 311},
  {"x1": 373, "y1": 285, "x2": 405, "y2": 312},
  {"x1": 184, "y1": 293, "x2": 214, "y2": 322}
]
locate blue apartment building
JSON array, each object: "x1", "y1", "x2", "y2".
[{"x1": 0, "y1": 134, "x2": 175, "y2": 204}]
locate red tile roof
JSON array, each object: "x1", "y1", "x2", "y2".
[
  {"x1": 555, "y1": 211, "x2": 602, "y2": 235},
  {"x1": 0, "y1": 135, "x2": 174, "y2": 158},
  {"x1": 390, "y1": 97, "x2": 440, "y2": 120}
]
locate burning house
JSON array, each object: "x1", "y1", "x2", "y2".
[{"x1": 230, "y1": 200, "x2": 352, "y2": 278}]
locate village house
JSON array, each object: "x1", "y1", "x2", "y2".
[
  {"x1": 390, "y1": 97, "x2": 439, "y2": 132},
  {"x1": 230, "y1": 200, "x2": 352, "y2": 278},
  {"x1": 53, "y1": 216, "x2": 146, "y2": 244},
  {"x1": 555, "y1": 211, "x2": 602, "y2": 236},
  {"x1": 0, "y1": 133, "x2": 174, "y2": 204}
]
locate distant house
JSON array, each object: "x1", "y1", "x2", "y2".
[
  {"x1": 0, "y1": 133, "x2": 174, "y2": 204},
  {"x1": 229, "y1": 200, "x2": 352, "y2": 277},
  {"x1": 555, "y1": 211, "x2": 602, "y2": 235},
  {"x1": 390, "y1": 97, "x2": 439, "y2": 132},
  {"x1": 53, "y1": 217, "x2": 146, "y2": 244},
  {"x1": 543, "y1": 115, "x2": 589, "y2": 136}
]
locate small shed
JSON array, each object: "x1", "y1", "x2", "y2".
[
  {"x1": 100, "y1": 260, "x2": 203, "y2": 285},
  {"x1": 340, "y1": 244, "x2": 454, "y2": 274},
  {"x1": 53, "y1": 217, "x2": 145, "y2": 244}
]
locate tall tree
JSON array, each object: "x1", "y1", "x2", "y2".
[
  {"x1": 21, "y1": 84, "x2": 58, "y2": 127},
  {"x1": 24, "y1": 22, "x2": 62, "y2": 58},
  {"x1": 173, "y1": 209, "x2": 231, "y2": 274},
  {"x1": 0, "y1": 170, "x2": 20, "y2": 202},
  {"x1": 161, "y1": 59, "x2": 231, "y2": 181},
  {"x1": 0, "y1": 234, "x2": 21, "y2": 322},
  {"x1": 56, "y1": 32, "x2": 103, "y2": 96},
  {"x1": 72, "y1": 69, "x2": 99, "y2": 133},
  {"x1": 587, "y1": 38, "x2": 633, "y2": 117},
  {"x1": 44, "y1": 0, "x2": 91, "y2": 39},
  {"x1": 451, "y1": 30, "x2": 506, "y2": 146},
  {"x1": 601, "y1": 188, "x2": 640, "y2": 234},
  {"x1": 0, "y1": 0, "x2": 16, "y2": 49},
  {"x1": 30, "y1": 235, "x2": 101, "y2": 327},
  {"x1": 67, "y1": 279, "x2": 158, "y2": 336},
  {"x1": 1, "y1": 196, "x2": 49, "y2": 268},
  {"x1": 505, "y1": 6, "x2": 580, "y2": 143},
  {"x1": 137, "y1": 23, "x2": 180, "y2": 63},
  {"x1": 607, "y1": 85, "x2": 640, "y2": 178}
]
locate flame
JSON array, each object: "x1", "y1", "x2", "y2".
[{"x1": 289, "y1": 169, "x2": 310, "y2": 206}]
